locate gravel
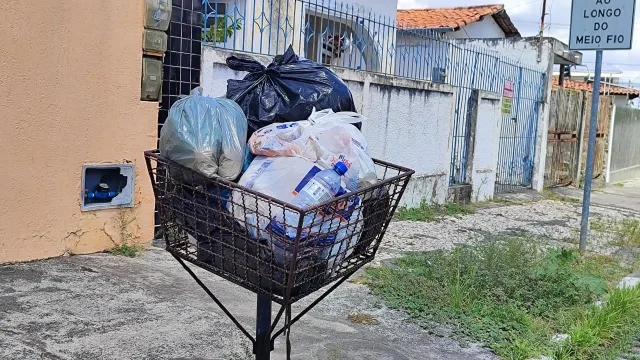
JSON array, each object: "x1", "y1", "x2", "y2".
[{"x1": 376, "y1": 199, "x2": 640, "y2": 263}]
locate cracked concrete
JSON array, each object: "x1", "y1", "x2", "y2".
[
  {"x1": 0, "y1": 250, "x2": 497, "y2": 360},
  {"x1": 2, "y1": 185, "x2": 638, "y2": 359}
]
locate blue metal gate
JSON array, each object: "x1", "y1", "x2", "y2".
[
  {"x1": 446, "y1": 43, "x2": 546, "y2": 191},
  {"x1": 494, "y1": 66, "x2": 546, "y2": 193}
]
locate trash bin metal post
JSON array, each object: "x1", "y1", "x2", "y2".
[{"x1": 255, "y1": 295, "x2": 273, "y2": 360}]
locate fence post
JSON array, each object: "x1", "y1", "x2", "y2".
[
  {"x1": 576, "y1": 90, "x2": 588, "y2": 186},
  {"x1": 605, "y1": 104, "x2": 617, "y2": 183}
]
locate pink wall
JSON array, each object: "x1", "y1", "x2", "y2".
[{"x1": 0, "y1": 0, "x2": 158, "y2": 262}]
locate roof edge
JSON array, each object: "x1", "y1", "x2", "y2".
[{"x1": 492, "y1": 9, "x2": 521, "y2": 37}]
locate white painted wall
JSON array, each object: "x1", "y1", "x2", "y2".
[
  {"x1": 613, "y1": 95, "x2": 633, "y2": 107},
  {"x1": 471, "y1": 91, "x2": 503, "y2": 201},
  {"x1": 448, "y1": 17, "x2": 506, "y2": 39},
  {"x1": 456, "y1": 38, "x2": 551, "y2": 72},
  {"x1": 338, "y1": 0, "x2": 398, "y2": 22},
  {"x1": 202, "y1": 46, "x2": 469, "y2": 206}
]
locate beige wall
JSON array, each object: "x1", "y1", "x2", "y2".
[{"x1": 0, "y1": 0, "x2": 158, "y2": 263}]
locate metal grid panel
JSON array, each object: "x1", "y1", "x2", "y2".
[
  {"x1": 156, "y1": 0, "x2": 204, "y2": 241},
  {"x1": 145, "y1": 150, "x2": 413, "y2": 304}
]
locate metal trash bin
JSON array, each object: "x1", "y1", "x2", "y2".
[{"x1": 144, "y1": 149, "x2": 414, "y2": 359}]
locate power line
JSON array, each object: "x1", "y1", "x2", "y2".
[{"x1": 505, "y1": 0, "x2": 543, "y2": 11}]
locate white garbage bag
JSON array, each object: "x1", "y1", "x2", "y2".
[
  {"x1": 246, "y1": 110, "x2": 376, "y2": 191},
  {"x1": 160, "y1": 87, "x2": 248, "y2": 181},
  {"x1": 307, "y1": 110, "x2": 377, "y2": 192},
  {"x1": 229, "y1": 156, "x2": 362, "y2": 271}
]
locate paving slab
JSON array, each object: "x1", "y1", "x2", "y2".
[
  {"x1": 550, "y1": 182, "x2": 640, "y2": 214},
  {"x1": 0, "y1": 249, "x2": 497, "y2": 360}
]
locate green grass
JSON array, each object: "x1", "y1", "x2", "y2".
[
  {"x1": 544, "y1": 190, "x2": 581, "y2": 204},
  {"x1": 555, "y1": 286, "x2": 640, "y2": 360},
  {"x1": 364, "y1": 237, "x2": 637, "y2": 360},
  {"x1": 109, "y1": 243, "x2": 144, "y2": 258},
  {"x1": 395, "y1": 200, "x2": 476, "y2": 222},
  {"x1": 591, "y1": 218, "x2": 640, "y2": 248},
  {"x1": 614, "y1": 182, "x2": 626, "y2": 188}
]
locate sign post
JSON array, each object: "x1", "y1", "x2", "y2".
[{"x1": 568, "y1": 0, "x2": 636, "y2": 252}]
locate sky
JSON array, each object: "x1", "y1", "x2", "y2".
[{"x1": 397, "y1": 0, "x2": 640, "y2": 85}]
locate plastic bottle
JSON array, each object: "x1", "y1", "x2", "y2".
[
  {"x1": 292, "y1": 162, "x2": 349, "y2": 209},
  {"x1": 267, "y1": 162, "x2": 349, "y2": 264}
]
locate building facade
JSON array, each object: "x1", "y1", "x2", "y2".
[{"x1": 0, "y1": 0, "x2": 158, "y2": 263}]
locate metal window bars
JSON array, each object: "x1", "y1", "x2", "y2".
[{"x1": 145, "y1": 149, "x2": 413, "y2": 359}]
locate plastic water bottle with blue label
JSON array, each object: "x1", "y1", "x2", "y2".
[
  {"x1": 294, "y1": 161, "x2": 348, "y2": 209},
  {"x1": 267, "y1": 162, "x2": 349, "y2": 264}
]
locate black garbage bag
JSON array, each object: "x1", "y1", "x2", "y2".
[
  {"x1": 226, "y1": 46, "x2": 356, "y2": 135},
  {"x1": 351, "y1": 190, "x2": 391, "y2": 259}
]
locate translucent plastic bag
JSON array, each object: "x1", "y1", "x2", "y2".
[
  {"x1": 159, "y1": 87, "x2": 248, "y2": 181},
  {"x1": 247, "y1": 121, "x2": 317, "y2": 160},
  {"x1": 229, "y1": 156, "x2": 362, "y2": 271},
  {"x1": 246, "y1": 110, "x2": 376, "y2": 191},
  {"x1": 308, "y1": 110, "x2": 377, "y2": 191},
  {"x1": 307, "y1": 108, "x2": 364, "y2": 129}
]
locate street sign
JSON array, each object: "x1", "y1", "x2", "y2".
[
  {"x1": 501, "y1": 79, "x2": 514, "y2": 115},
  {"x1": 569, "y1": 0, "x2": 637, "y2": 50}
]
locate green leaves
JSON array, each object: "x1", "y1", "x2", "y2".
[{"x1": 203, "y1": 16, "x2": 242, "y2": 44}]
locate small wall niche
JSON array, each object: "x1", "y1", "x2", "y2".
[{"x1": 81, "y1": 164, "x2": 135, "y2": 211}]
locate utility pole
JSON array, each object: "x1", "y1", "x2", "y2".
[{"x1": 536, "y1": 0, "x2": 547, "y2": 62}]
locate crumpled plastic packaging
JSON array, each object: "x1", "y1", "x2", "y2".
[
  {"x1": 247, "y1": 109, "x2": 377, "y2": 191},
  {"x1": 228, "y1": 156, "x2": 362, "y2": 272}
]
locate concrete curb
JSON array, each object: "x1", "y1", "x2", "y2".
[{"x1": 617, "y1": 272, "x2": 640, "y2": 289}]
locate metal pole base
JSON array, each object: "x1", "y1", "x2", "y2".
[
  {"x1": 170, "y1": 252, "x2": 358, "y2": 360},
  {"x1": 255, "y1": 295, "x2": 273, "y2": 360}
]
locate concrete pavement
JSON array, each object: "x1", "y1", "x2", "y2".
[
  {"x1": 0, "y1": 249, "x2": 496, "y2": 360},
  {"x1": 550, "y1": 181, "x2": 640, "y2": 214}
]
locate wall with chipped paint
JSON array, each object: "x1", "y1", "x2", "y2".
[
  {"x1": 0, "y1": 0, "x2": 157, "y2": 263},
  {"x1": 469, "y1": 91, "x2": 503, "y2": 201},
  {"x1": 202, "y1": 47, "x2": 456, "y2": 206}
]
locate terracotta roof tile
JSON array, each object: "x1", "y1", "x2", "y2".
[
  {"x1": 552, "y1": 76, "x2": 640, "y2": 96},
  {"x1": 397, "y1": 4, "x2": 520, "y2": 36}
]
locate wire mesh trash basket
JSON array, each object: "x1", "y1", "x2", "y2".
[{"x1": 144, "y1": 149, "x2": 414, "y2": 358}]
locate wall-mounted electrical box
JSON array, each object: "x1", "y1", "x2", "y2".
[
  {"x1": 81, "y1": 164, "x2": 135, "y2": 211},
  {"x1": 141, "y1": 57, "x2": 163, "y2": 101},
  {"x1": 144, "y1": 0, "x2": 172, "y2": 31},
  {"x1": 143, "y1": 29, "x2": 168, "y2": 53}
]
